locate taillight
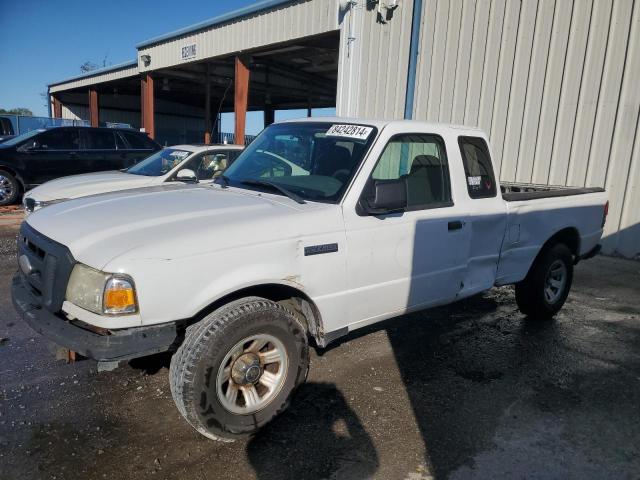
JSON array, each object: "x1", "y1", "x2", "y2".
[{"x1": 602, "y1": 201, "x2": 609, "y2": 228}]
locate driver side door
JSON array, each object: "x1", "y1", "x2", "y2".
[{"x1": 343, "y1": 132, "x2": 471, "y2": 325}]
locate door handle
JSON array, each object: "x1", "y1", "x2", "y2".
[{"x1": 448, "y1": 220, "x2": 463, "y2": 231}]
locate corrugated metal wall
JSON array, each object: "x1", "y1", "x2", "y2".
[
  {"x1": 49, "y1": 64, "x2": 138, "y2": 93},
  {"x1": 337, "y1": 0, "x2": 414, "y2": 118},
  {"x1": 339, "y1": 0, "x2": 639, "y2": 258},
  {"x1": 60, "y1": 104, "x2": 89, "y2": 121},
  {"x1": 138, "y1": 0, "x2": 338, "y2": 72}
]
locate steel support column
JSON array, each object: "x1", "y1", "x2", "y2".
[
  {"x1": 264, "y1": 107, "x2": 274, "y2": 127},
  {"x1": 204, "y1": 64, "x2": 212, "y2": 144},
  {"x1": 234, "y1": 56, "x2": 250, "y2": 145},
  {"x1": 89, "y1": 89, "x2": 99, "y2": 127},
  {"x1": 52, "y1": 97, "x2": 62, "y2": 119},
  {"x1": 141, "y1": 74, "x2": 155, "y2": 139}
]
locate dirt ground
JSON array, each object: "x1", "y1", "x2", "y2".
[{"x1": 1, "y1": 218, "x2": 639, "y2": 480}]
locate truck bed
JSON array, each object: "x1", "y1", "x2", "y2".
[{"x1": 501, "y1": 182, "x2": 605, "y2": 202}]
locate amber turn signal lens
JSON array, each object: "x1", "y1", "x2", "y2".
[{"x1": 103, "y1": 277, "x2": 138, "y2": 315}]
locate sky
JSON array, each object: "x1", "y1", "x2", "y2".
[{"x1": 0, "y1": 0, "x2": 335, "y2": 135}]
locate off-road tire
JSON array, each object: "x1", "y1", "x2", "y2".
[
  {"x1": 169, "y1": 297, "x2": 309, "y2": 441},
  {"x1": 515, "y1": 243, "x2": 573, "y2": 320},
  {"x1": 0, "y1": 170, "x2": 20, "y2": 206}
]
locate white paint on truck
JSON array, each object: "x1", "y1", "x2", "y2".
[{"x1": 23, "y1": 119, "x2": 606, "y2": 332}]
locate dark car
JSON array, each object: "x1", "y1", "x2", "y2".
[
  {"x1": 0, "y1": 117, "x2": 16, "y2": 143},
  {"x1": 0, "y1": 126, "x2": 161, "y2": 205}
]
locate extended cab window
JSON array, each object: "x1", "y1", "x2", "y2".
[
  {"x1": 370, "y1": 134, "x2": 452, "y2": 209},
  {"x1": 458, "y1": 136, "x2": 497, "y2": 198}
]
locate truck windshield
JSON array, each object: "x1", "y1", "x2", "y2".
[
  {"x1": 219, "y1": 122, "x2": 378, "y2": 203},
  {"x1": 127, "y1": 148, "x2": 191, "y2": 176}
]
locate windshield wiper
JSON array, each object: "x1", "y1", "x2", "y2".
[{"x1": 240, "y1": 179, "x2": 306, "y2": 204}]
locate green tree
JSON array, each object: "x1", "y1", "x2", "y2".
[{"x1": 0, "y1": 107, "x2": 33, "y2": 116}]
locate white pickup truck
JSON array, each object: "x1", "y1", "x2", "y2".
[{"x1": 12, "y1": 118, "x2": 607, "y2": 441}]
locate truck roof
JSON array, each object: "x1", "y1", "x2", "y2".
[{"x1": 280, "y1": 116, "x2": 485, "y2": 136}]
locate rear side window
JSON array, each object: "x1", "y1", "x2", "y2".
[
  {"x1": 142, "y1": 136, "x2": 158, "y2": 150},
  {"x1": 370, "y1": 133, "x2": 452, "y2": 209},
  {"x1": 84, "y1": 130, "x2": 116, "y2": 150},
  {"x1": 458, "y1": 136, "x2": 497, "y2": 199},
  {"x1": 122, "y1": 131, "x2": 153, "y2": 149}
]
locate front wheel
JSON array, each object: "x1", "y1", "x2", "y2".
[
  {"x1": 169, "y1": 297, "x2": 309, "y2": 441},
  {"x1": 0, "y1": 170, "x2": 20, "y2": 206},
  {"x1": 515, "y1": 243, "x2": 574, "y2": 320}
]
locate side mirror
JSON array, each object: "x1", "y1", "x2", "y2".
[
  {"x1": 363, "y1": 178, "x2": 407, "y2": 215},
  {"x1": 176, "y1": 168, "x2": 198, "y2": 183}
]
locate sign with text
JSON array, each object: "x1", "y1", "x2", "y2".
[{"x1": 181, "y1": 44, "x2": 197, "y2": 61}]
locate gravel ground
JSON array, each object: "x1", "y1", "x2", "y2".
[{"x1": 1, "y1": 222, "x2": 639, "y2": 480}]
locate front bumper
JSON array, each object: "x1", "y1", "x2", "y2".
[{"x1": 12, "y1": 274, "x2": 180, "y2": 361}]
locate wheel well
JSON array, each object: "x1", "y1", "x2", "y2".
[
  {"x1": 189, "y1": 283, "x2": 324, "y2": 344},
  {"x1": 0, "y1": 166, "x2": 24, "y2": 193},
  {"x1": 520, "y1": 227, "x2": 580, "y2": 282},
  {"x1": 545, "y1": 227, "x2": 580, "y2": 257}
]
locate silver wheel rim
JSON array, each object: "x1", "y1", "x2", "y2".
[
  {"x1": 0, "y1": 175, "x2": 14, "y2": 202},
  {"x1": 216, "y1": 334, "x2": 288, "y2": 415},
  {"x1": 544, "y1": 259, "x2": 567, "y2": 304}
]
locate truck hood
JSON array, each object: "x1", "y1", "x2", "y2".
[
  {"x1": 25, "y1": 184, "x2": 338, "y2": 270},
  {"x1": 25, "y1": 171, "x2": 156, "y2": 202}
]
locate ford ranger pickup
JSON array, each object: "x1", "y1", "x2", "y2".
[{"x1": 12, "y1": 118, "x2": 608, "y2": 441}]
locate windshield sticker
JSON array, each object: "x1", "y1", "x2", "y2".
[
  {"x1": 326, "y1": 124, "x2": 373, "y2": 141},
  {"x1": 467, "y1": 176, "x2": 481, "y2": 186}
]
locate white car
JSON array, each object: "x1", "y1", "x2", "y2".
[
  {"x1": 13, "y1": 118, "x2": 607, "y2": 441},
  {"x1": 22, "y1": 144, "x2": 244, "y2": 212}
]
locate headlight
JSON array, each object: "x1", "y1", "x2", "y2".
[
  {"x1": 24, "y1": 198, "x2": 70, "y2": 213},
  {"x1": 65, "y1": 264, "x2": 138, "y2": 315}
]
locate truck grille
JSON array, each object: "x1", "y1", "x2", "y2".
[{"x1": 17, "y1": 223, "x2": 75, "y2": 312}]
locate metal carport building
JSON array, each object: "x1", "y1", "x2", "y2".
[{"x1": 47, "y1": 0, "x2": 640, "y2": 258}]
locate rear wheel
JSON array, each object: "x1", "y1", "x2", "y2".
[
  {"x1": 169, "y1": 297, "x2": 309, "y2": 441},
  {"x1": 515, "y1": 243, "x2": 574, "y2": 320},
  {"x1": 0, "y1": 170, "x2": 20, "y2": 206}
]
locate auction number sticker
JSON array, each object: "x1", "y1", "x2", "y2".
[
  {"x1": 467, "y1": 176, "x2": 481, "y2": 186},
  {"x1": 326, "y1": 124, "x2": 373, "y2": 141}
]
